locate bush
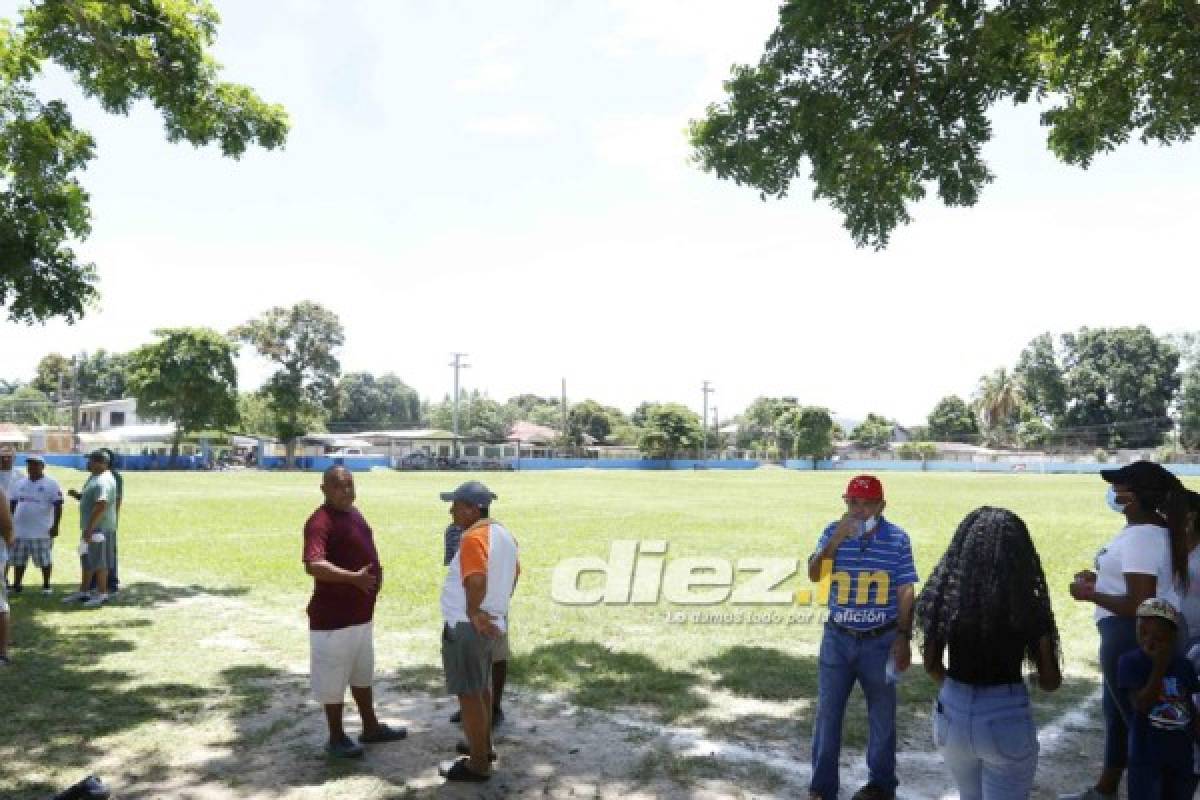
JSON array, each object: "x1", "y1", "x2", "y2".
[
  {"x1": 896, "y1": 442, "x2": 937, "y2": 461},
  {"x1": 1093, "y1": 448, "x2": 1109, "y2": 463}
]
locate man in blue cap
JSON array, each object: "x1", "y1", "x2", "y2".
[{"x1": 436, "y1": 480, "x2": 520, "y2": 782}]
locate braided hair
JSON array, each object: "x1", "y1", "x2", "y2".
[{"x1": 916, "y1": 506, "x2": 1060, "y2": 670}]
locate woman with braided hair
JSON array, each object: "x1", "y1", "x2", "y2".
[
  {"x1": 917, "y1": 506, "x2": 1061, "y2": 800},
  {"x1": 1062, "y1": 460, "x2": 1190, "y2": 800}
]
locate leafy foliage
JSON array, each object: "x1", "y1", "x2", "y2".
[
  {"x1": 639, "y1": 403, "x2": 703, "y2": 459},
  {"x1": 330, "y1": 372, "x2": 420, "y2": 432},
  {"x1": 231, "y1": 301, "x2": 343, "y2": 457},
  {"x1": 691, "y1": 0, "x2": 1200, "y2": 247},
  {"x1": 850, "y1": 412, "x2": 894, "y2": 450},
  {"x1": 777, "y1": 405, "x2": 835, "y2": 460},
  {"x1": 0, "y1": 0, "x2": 288, "y2": 323},
  {"x1": 1015, "y1": 333, "x2": 1067, "y2": 424},
  {"x1": 427, "y1": 390, "x2": 514, "y2": 442},
  {"x1": 926, "y1": 395, "x2": 978, "y2": 441},
  {"x1": 125, "y1": 327, "x2": 239, "y2": 455}
]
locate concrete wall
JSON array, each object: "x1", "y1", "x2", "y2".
[{"x1": 514, "y1": 458, "x2": 760, "y2": 471}]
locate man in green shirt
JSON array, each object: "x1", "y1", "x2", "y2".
[{"x1": 63, "y1": 451, "x2": 118, "y2": 609}]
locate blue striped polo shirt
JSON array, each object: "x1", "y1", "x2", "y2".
[{"x1": 814, "y1": 516, "x2": 919, "y2": 630}]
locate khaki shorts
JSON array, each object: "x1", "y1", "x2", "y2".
[
  {"x1": 442, "y1": 622, "x2": 494, "y2": 696},
  {"x1": 310, "y1": 621, "x2": 374, "y2": 705}
]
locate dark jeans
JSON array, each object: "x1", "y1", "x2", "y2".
[
  {"x1": 1097, "y1": 615, "x2": 1138, "y2": 770},
  {"x1": 810, "y1": 623, "x2": 898, "y2": 798},
  {"x1": 1126, "y1": 763, "x2": 1199, "y2": 800}
]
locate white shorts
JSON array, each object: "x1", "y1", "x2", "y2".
[{"x1": 310, "y1": 621, "x2": 374, "y2": 705}]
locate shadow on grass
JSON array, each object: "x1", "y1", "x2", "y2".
[
  {"x1": 107, "y1": 580, "x2": 250, "y2": 609},
  {"x1": 0, "y1": 610, "x2": 216, "y2": 800},
  {"x1": 699, "y1": 645, "x2": 819, "y2": 701},
  {"x1": 511, "y1": 639, "x2": 708, "y2": 721}
]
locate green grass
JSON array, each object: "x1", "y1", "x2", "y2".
[{"x1": 4, "y1": 466, "x2": 1192, "y2": 796}]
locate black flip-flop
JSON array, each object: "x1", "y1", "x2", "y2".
[
  {"x1": 439, "y1": 756, "x2": 491, "y2": 782},
  {"x1": 360, "y1": 723, "x2": 408, "y2": 743},
  {"x1": 455, "y1": 740, "x2": 497, "y2": 760}
]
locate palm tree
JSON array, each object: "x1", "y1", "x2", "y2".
[{"x1": 973, "y1": 368, "x2": 1023, "y2": 447}]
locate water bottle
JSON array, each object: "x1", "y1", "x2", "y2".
[{"x1": 886, "y1": 652, "x2": 902, "y2": 684}]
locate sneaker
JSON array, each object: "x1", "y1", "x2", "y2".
[
  {"x1": 851, "y1": 784, "x2": 894, "y2": 800},
  {"x1": 449, "y1": 709, "x2": 462, "y2": 724},
  {"x1": 82, "y1": 593, "x2": 108, "y2": 609},
  {"x1": 61, "y1": 591, "x2": 90, "y2": 604},
  {"x1": 0, "y1": 655, "x2": 10, "y2": 666},
  {"x1": 1058, "y1": 790, "x2": 1116, "y2": 800},
  {"x1": 325, "y1": 736, "x2": 365, "y2": 759}
]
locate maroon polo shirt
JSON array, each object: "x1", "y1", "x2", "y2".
[{"x1": 302, "y1": 504, "x2": 382, "y2": 631}]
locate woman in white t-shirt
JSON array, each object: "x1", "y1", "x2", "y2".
[
  {"x1": 1180, "y1": 491, "x2": 1200, "y2": 653},
  {"x1": 1062, "y1": 461, "x2": 1190, "y2": 800}
]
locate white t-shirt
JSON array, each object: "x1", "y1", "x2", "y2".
[
  {"x1": 440, "y1": 519, "x2": 519, "y2": 633},
  {"x1": 11, "y1": 475, "x2": 63, "y2": 540},
  {"x1": 1180, "y1": 546, "x2": 1200, "y2": 640},
  {"x1": 0, "y1": 468, "x2": 22, "y2": 497},
  {"x1": 1094, "y1": 523, "x2": 1181, "y2": 621}
]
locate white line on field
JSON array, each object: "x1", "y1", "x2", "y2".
[{"x1": 118, "y1": 568, "x2": 1102, "y2": 796}]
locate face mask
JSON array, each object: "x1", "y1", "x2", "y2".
[
  {"x1": 1106, "y1": 486, "x2": 1128, "y2": 514},
  {"x1": 861, "y1": 516, "x2": 879, "y2": 534}
]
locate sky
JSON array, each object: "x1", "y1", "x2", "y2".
[{"x1": 1, "y1": 0, "x2": 1198, "y2": 425}]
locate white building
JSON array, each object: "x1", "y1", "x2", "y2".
[{"x1": 78, "y1": 398, "x2": 142, "y2": 432}]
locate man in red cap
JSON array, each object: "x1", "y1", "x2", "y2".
[{"x1": 805, "y1": 475, "x2": 918, "y2": 800}]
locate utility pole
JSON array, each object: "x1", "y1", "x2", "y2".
[
  {"x1": 449, "y1": 353, "x2": 469, "y2": 458},
  {"x1": 701, "y1": 380, "x2": 714, "y2": 459},
  {"x1": 713, "y1": 405, "x2": 719, "y2": 457}
]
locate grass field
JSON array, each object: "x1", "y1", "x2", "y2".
[{"x1": 3, "y1": 467, "x2": 1193, "y2": 798}]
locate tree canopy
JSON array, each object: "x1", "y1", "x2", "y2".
[
  {"x1": 126, "y1": 327, "x2": 239, "y2": 456},
  {"x1": 232, "y1": 301, "x2": 343, "y2": 460},
  {"x1": 330, "y1": 372, "x2": 420, "y2": 432},
  {"x1": 639, "y1": 403, "x2": 703, "y2": 459},
  {"x1": 926, "y1": 395, "x2": 978, "y2": 441},
  {"x1": 0, "y1": 0, "x2": 288, "y2": 323},
  {"x1": 690, "y1": 0, "x2": 1200, "y2": 248}
]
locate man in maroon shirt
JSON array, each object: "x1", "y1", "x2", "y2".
[{"x1": 303, "y1": 466, "x2": 407, "y2": 758}]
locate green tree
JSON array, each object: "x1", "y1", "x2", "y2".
[
  {"x1": 851, "y1": 412, "x2": 894, "y2": 450},
  {"x1": 428, "y1": 390, "x2": 514, "y2": 442},
  {"x1": 126, "y1": 327, "x2": 239, "y2": 458},
  {"x1": 690, "y1": 1, "x2": 1200, "y2": 248},
  {"x1": 1059, "y1": 326, "x2": 1180, "y2": 448},
  {"x1": 330, "y1": 372, "x2": 420, "y2": 432},
  {"x1": 565, "y1": 399, "x2": 626, "y2": 446},
  {"x1": 31, "y1": 352, "x2": 73, "y2": 396},
  {"x1": 1181, "y1": 365, "x2": 1200, "y2": 450},
  {"x1": 778, "y1": 406, "x2": 835, "y2": 463},
  {"x1": 1015, "y1": 333, "x2": 1068, "y2": 424},
  {"x1": 926, "y1": 395, "x2": 979, "y2": 442},
  {"x1": 737, "y1": 396, "x2": 800, "y2": 451},
  {"x1": 639, "y1": 403, "x2": 703, "y2": 459},
  {"x1": 0, "y1": 0, "x2": 288, "y2": 323},
  {"x1": 973, "y1": 367, "x2": 1024, "y2": 447},
  {"x1": 232, "y1": 301, "x2": 344, "y2": 465},
  {"x1": 0, "y1": 385, "x2": 61, "y2": 424}
]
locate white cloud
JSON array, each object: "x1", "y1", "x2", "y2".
[
  {"x1": 453, "y1": 61, "x2": 518, "y2": 94},
  {"x1": 465, "y1": 113, "x2": 552, "y2": 138},
  {"x1": 592, "y1": 114, "x2": 693, "y2": 179}
]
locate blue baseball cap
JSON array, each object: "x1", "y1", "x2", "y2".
[{"x1": 439, "y1": 480, "x2": 497, "y2": 507}]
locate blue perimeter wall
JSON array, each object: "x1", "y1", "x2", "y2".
[
  {"x1": 17, "y1": 453, "x2": 1200, "y2": 476},
  {"x1": 514, "y1": 458, "x2": 760, "y2": 471}
]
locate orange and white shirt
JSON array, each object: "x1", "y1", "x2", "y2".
[{"x1": 440, "y1": 519, "x2": 520, "y2": 632}]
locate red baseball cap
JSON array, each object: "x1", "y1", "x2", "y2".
[{"x1": 844, "y1": 475, "x2": 884, "y2": 500}]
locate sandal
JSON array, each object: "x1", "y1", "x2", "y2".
[
  {"x1": 455, "y1": 740, "x2": 497, "y2": 760},
  {"x1": 439, "y1": 756, "x2": 491, "y2": 782},
  {"x1": 360, "y1": 723, "x2": 408, "y2": 744}
]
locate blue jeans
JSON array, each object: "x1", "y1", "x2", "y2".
[
  {"x1": 933, "y1": 678, "x2": 1037, "y2": 799},
  {"x1": 1127, "y1": 763, "x2": 1199, "y2": 800},
  {"x1": 810, "y1": 624, "x2": 897, "y2": 798}
]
